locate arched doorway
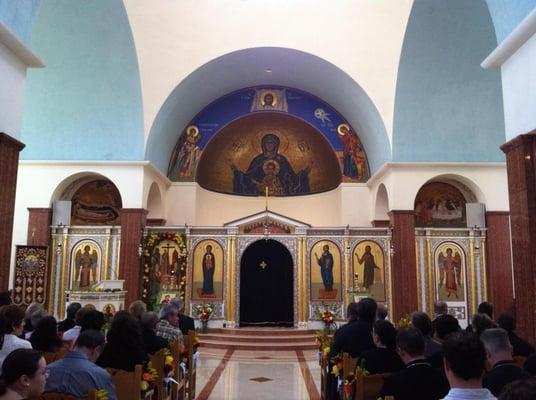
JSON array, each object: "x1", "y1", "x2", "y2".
[{"x1": 239, "y1": 239, "x2": 293, "y2": 327}]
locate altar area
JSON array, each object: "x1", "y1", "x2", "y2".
[{"x1": 32, "y1": 209, "x2": 487, "y2": 329}]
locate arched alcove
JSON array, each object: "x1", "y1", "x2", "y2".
[
  {"x1": 50, "y1": 172, "x2": 123, "y2": 226},
  {"x1": 374, "y1": 184, "x2": 390, "y2": 221},
  {"x1": 146, "y1": 182, "x2": 163, "y2": 219}
]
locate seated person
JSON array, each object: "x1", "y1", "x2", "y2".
[
  {"x1": 498, "y1": 378, "x2": 536, "y2": 400},
  {"x1": 380, "y1": 327, "x2": 449, "y2": 400},
  {"x1": 429, "y1": 313, "x2": 460, "y2": 369},
  {"x1": 30, "y1": 316, "x2": 63, "y2": 353},
  {"x1": 0, "y1": 305, "x2": 32, "y2": 372},
  {"x1": 57, "y1": 302, "x2": 81, "y2": 333},
  {"x1": 46, "y1": 329, "x2": 117, "y2": 400},
  {"x1": 497, "y1": 314, "x2": 535, "y2": 357},
  {"x1": 411, "y1": 311, "x2": 441, "y2": 358},
  {"x1": 156, "y1": 305, "x2": 184, "y2": 345},
  {"x1": 141, "y1": 312, "x2": 169, "y2": 355},
  {"x1": 442, "y1": 332, "x2": 496, "y2": 399},
  {"x1": 472, "y1": 313, "x2": 497, "y2": 337},
  {"x1": 169, "y1": 298, "x2": 195, "y2": 336},
  {"x1": 0, "y1": 348, "x2": 47, "y2": 400},
  {"x1": 329, "y1": 299, "x2": 376, "y2": 359},
  {"x1": 359, "y1": 320, "x2": 404, "y2": 374},
  {"x1": 482, "y1": 328, "x2": 529, "y2": 397},
  {"x1": 97, "y1": 311, "x2": 147, "y2": 371}
]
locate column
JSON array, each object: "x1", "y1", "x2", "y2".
[
  {"x1": 0, "y1": 133, "x2": 25, "y2": 290},
  {"x1": 27, "y1": 208, "x2": 52, "y2": 246},
  {"x1": 388, "y1": 210, "x2": 418, "y2": 321},
  {"x1": 119, "y1": 208, "x2": 147, "y2": 307},
  {"x1": 501, "y1": 131, "x2": 536, "y2": 343},
  {"x1": 485, "y1": 212, "x2": 514, "y2": 316}
]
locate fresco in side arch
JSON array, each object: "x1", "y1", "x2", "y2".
[
  {"x1": 71, "y1": 180, "x2": 122, "y2": 225},
  {"x1": 167, "y1": 86, "x2": 370, "y2": 195},
  {"x1": 414, "y1": 182, "x2": 467, "y2": 228}
]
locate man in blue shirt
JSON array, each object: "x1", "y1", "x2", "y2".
[{"x1": 45, "y1": 329, "x2": 117, "y2": 400}]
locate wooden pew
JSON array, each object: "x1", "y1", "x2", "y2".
[
  {"x1": 183, "y1": 331, "x2": 197, "y2": 400},
  {"x1": 169, "y1": 339, "x2": 186, "y2": 400},
  {"x1": 107, "y1": 364, "x2": 143, "y2": 400},
  {"x1": 341, "y1": 353, "x2": 358, "y2": 400},
  {"x1": 354, "y1": 369, "x2": 387, "y2": 400},
  {"x1": 40, "y1": 390, "x2": 97, "y2": 400},
  {"x1": 513, "y1": 355, "x2": 527, "y2": 369},
  {"x1": 150, "y1": 348, "x2": 167, "y2": 400}
]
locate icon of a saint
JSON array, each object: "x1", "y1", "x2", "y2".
[{"x1": 202, "y1": 245, "x2": 215, "y2": 295}]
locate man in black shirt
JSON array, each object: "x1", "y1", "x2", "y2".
[
  {"x1": 380, "y1": 327, "x2": 449, "y2": 400},
  {"x1": 169, "y1": 298, "x2": 195, "y2": 336},
  {"x1": 497, "y1": 314, "x2": 535, "y2": 357},
  {"x1": 481, "y1": 328, "x2": 529, "y2": 396},
  {"x1": 58, "y1": 302, "x2": 82, "y2": 333}
]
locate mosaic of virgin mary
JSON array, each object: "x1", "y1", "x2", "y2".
[{"x1": 231, "y1": 133, "x2": 311, "y2": 195}]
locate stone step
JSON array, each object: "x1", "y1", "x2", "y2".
[
  {"x1": 198, "y1": 339, "x2": 319, "y2": 351},
  {"x1": 200, "y1": 333, "x2": 316, "y2": 343},
  {"x1": 198, "y1": 348, "x2": 320, "y2": 362},
  {"x1": 203, "y1": 328, "x2": 317, "y2": 336}
]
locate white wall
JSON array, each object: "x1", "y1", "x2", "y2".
[
  {"x1": 124, "y1": 0, "x2": 414, "y2": 145},
  {"x1": 502, "y1": 33, "x2": 536, "y2": 139},
  {"x1": 368, "y1": 163, "x2": 509, "y2": 212},
  {"x1": 0, "y1": 41, "x2": 26, "y2": 139},
  {"x1": 164, "y1": 183, "x2": 371, "y2": 227}
]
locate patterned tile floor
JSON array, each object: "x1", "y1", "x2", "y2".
[{"x1": 195, "y1": 349, "x2": 321, "y2": 400}]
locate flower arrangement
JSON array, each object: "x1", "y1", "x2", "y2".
[
  {"x1": 95, "y1": 389, "x2": 109, "y2": 400},
  {"x1": 163, "y1": 348, "x2": 176, "y2": 377},
  {"x1": 140, "y1": 362, "x2": 158, "y2": 393},
  {"x1": 396, "y1": 314, "x2": 411, "y2": 329},
  {"x1": 195, "y1": 303, "x2": 214, "y2": 333},
  {"x1": 314, "y1": 305, "x2": 337, "y2": 332}
]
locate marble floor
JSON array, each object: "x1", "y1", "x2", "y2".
[{"x1": 195, "y1": 348, "x2": 322, "y2": 400}]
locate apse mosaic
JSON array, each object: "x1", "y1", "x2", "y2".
[
  {"x1": 168, "y1": 86, "x2": 370, "y2": 195},
  {"x1": 414, "y1": 182, "x2": 467, "y2": 227}
]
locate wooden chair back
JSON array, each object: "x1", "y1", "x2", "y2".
[
  {"x1": 184, "y1": 330, "x2": 197, "y2": 400},
  {"x1": 341, "y1": 353, "x2": 358, "y2": 400},
  {"x1": 354, "y1": 369, "x2": 388, "y2": 400},
  {"x1": 150, "y1": 348, "x2": 166, "y2": 400},
  {"x1": 106, "y1": 364, "x2": 142, "y2": 400},
  {"x1": 319, "y1": 352, "x2": 328, "y2": 400},
  {"x1": 169, "y1": 339, "x2": 186, "y2": 400},
  {"x1": 42, "y1": 348, "x2": 67, "y2": 365},
  {"x1": 40, "y1": 390, "x2": 96, "y2": 400},
  {"x1": 513, "y1": 356, "x2": 527, "y2": 369}
]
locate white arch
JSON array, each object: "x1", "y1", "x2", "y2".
[
  {"x1": 374, "y1": 183, "x2": 390, "y2": 221},
  {"x1": 146, "y1": 182, "x2": 163, "y2": 219}
]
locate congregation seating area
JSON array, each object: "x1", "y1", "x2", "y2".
[
  {"x1": 316, "y1": 299, "x2": 536, "y2": 400},
  {"x1": 0, "y1": 295, "x2": 198, "y2": 400}
]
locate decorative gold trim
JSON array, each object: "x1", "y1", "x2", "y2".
[
  {"x1": 58, "y1": 234, "x2": 68, "y2": 318},
  {"x1": 343, "y1": 237, "x2": 350, "y2": 310},
  {"x1": 415, "y1": 239, "x2": 422, "y2": 311},
  {"x1": 469, "y1": 239, "x2": 477, "y2": 316},
  {"x1": 297, "y1": 238, "x2": 304, "y2": 323},
  {"x1": 481, "y1": 239, "x2": 487, "y2": 300},
  {"x1": 104, "y1": 235, "x2": 111, "y2": 280},
  {"x1": 184, "y1": 236, "x2": 191, "y2": 313},
  {"x1": 387, "y1": 239, "x2": 394, "y2": 321},
  {"x1": 48, "y1": 237, "x2": 57, "y2": 315},
  {"x1": 426, "y1": 238, "x2": 434, "y2": 317},
  {"x1": 228, "y1": 236, "x2": 236, "y2": 324},
  {"x1": 116, "y1": 238, "x2": 121, "y2": 277}
]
